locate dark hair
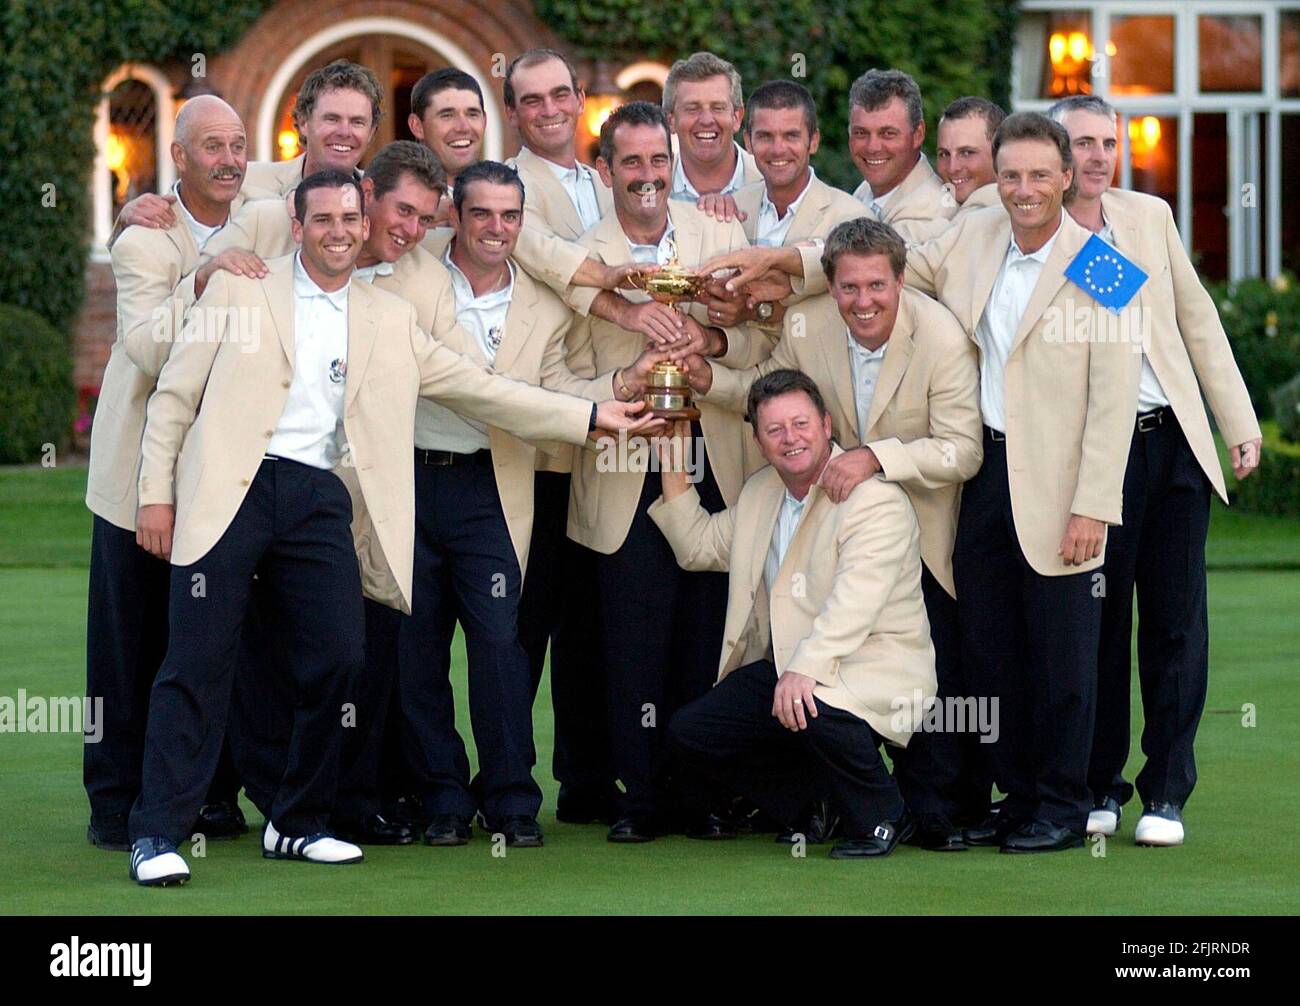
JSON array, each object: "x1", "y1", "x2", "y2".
[
  {"x1": 453, "y1": 160, "x2": 526, "y2": 215},
  {"x1": 992, "y1": 112, "x2": 1076, "y2": 200},
  {"x1": 821, "y1": 217, "x2": 906, "y2": 283},
  {"x1": 597, "y1": 100, "x2": 673, "y2": 165},
  {"x1": 504, "y1": 48, "x2": 581, "y2": 109},
  {"x1": 294, "y1": 59, "x2": 383, "y2": 131},
  {"x1": 365, "y1": 141, "x2": 446, "y2": 201},
  {"x1": 1048, "y1": 94, "x2": 1117, "y2": 125},
  {"x1": 746, "y1": 80, "x2": 817, "y2": 138},
  {"x1": 411, "y1": 68, "x2": 484, "y2": 119},
  {"x1": 848, "y1": 68, "x2": 923, "y2": 131},
  {"x1": 745, "y1": 369, "x2": 829, "y2": 428},
  {"x1": 940, "y1": 96, "x2": 1006, "y2": 140},
  {"x1": 294, "y1": 170, "x2": 365, "y2": 222}
]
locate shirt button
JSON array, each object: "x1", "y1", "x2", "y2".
[
  {"x1": 265, "y1": 430, "x2": 273, "y2": 438},
  {"x1": 240, "y1": 478, "x2": 250, "y2": 486},
  {"x1": 282, "y1": 380, "x2": 291, "y2": 388}
]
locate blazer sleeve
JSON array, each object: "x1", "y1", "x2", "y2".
[
  {"x1": 111, "y1": 232, "x2": 180, "y2": 379},
  {"x1": 1162, "y1": 202, "x2": 1261, "y2": 448},
  {"x1": 867, "y1": 336, "x2": 984, "y2": 489},
  {"x1": 514, "y1": 226, "x2": 595, "y2": 313},
  {"x1": 700, "y1": 326, "x2": 801, "y2": 414},
  {"x1": 409, "y1": 307, "x2": 592, "y2": 447},
  {"x1": 538, "y1": 311, "x2": 616, "y2": 402},
  {"x1": 784, "y1": 486, "x2": 912, "y2": 687},
  {"x1": 647, "y1": 485, "x2": 736, "y2": 573},
  {"x1": 137, "y1": 270, "x2": 231, "y2": 506}
]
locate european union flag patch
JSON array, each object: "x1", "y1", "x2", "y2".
[{"x1": 1064, "y1": 234, "x2": 1148, "y2": 313}]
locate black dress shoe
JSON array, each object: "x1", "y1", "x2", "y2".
[
  {"x1": 87, "y1": 814, "x2": 130, "y2": 852},
  {"x1": 999, "y1": 819, "x2": 1085, "y2": 853},
  {"x1": 906, "y1": 814, "x2": 969, "y2": 851},
  {"x1": 775, "y1": 799, "x2": 841, "y2": 845},
  {"x1": 686, "y1": 812, "x2": 737, "y2": 840},
  {"x1": 829, "y1": 809, "x2": 914, "y2": 859},
  {"x1": 963, "y1": 808, "x2": 1021, "y2": 847},
  {"x1": 486, "y1": 815, "x2": 544, "y2": 848},
  {"x1": 384, "y1": 794, "x2": 429, "y2": 829},
  {"x1": 423, "y1": 814, "x2": 473, "y2": 846},
  {"x1": 607, "y1": 817, "x2": 655, "y2": 843},
  {"x1": 555, "y1": 786, "x2": 618, "y2": 825},
  {"x1": 332, "y1": 813, "x2": 416, "y2": 846},
  {"x1": 191, "y1": 801, "x2": 248, "y2": 840}
]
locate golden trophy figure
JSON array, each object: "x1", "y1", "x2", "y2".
[{"x1": 630, "y1": 238, "x2": 704, "y2": 421}]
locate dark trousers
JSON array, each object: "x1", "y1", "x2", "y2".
[
  {"x1": 518, "y1": 470, "x2": 613, "y2": 797},
  {"x1": 953, "y1": 430, "x2": 1102, "y2": 834},
  {"x1": 1090, "y1": 411, "x2": 1211, "y2": 809},
  {"x1": 128, "y1": 459, "x2": 363, "y2": 843},
  {"x1": 668, "y1": 660, "x2": 904, "y2": 838},
  {"x1": 399, "y1": 451, "x2": 540, "y2": 820},
  {"x1": 890, "y1": 564, "x2": 993, "y2": 825},
  {"x1": 594, "y1": 452, "x2": 728, "y2": 821},
  {"x1": 86, "y1": 516, "x2": 243, "y2": 824}
]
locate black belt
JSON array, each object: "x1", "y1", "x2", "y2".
[
  {"x1": 1136, "y1": 407, "x2": 1168, "y2": 433},
  {"x1": 414, "y1": 447, "x2": 492, "y2": 466},
  {"x1": 984, "y1": 425, "x2": 1006, "y2": 443}
]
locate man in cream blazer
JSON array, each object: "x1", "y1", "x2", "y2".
[
  {"x1": 563, "y1": 101, "x2": 766, "y2": 842},
  {"x1": 84, "y1": 96, "x2": 250, "y2": 853},
  {"x1": 124, "y1": 171, "x2": 651, "y2": 886},
  {"x1": 655, "y1": 369, "x2": 936, "y2": 859},
  {"x1": 687, "y1": 218, "x2": 986, "y2": 847},
  {"x1": 504, "y1": 48, "x2": 622, "y2": 824},
  {"x1": 903, "y1": 113, "x2": 1141, "y2": 853},
  {"x1": 1051, "y1": 96, "x2": 1262, "y2": 847}
]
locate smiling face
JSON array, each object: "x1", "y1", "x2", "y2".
[
  {"x1": 597, "y1": 121, "x2": 672, "y2": 230},
  {"x1": 292, "y1": 183, "x2": 368, "y2": 280},
  {"x1": 362, "y1": 173, "x2": 440, "y2": 263},
  {"x1": 936, "y1": 115, "x2": 995, "y2": 205},
  {"x1": 753, "y1": 390, "x2": 834, "y2": 485},
  {"x1": 174, "y1": 101, "x2": 247, "y2": 209},
  {"x1": 409, "y1": 88, "x2": 485, "y2": 178},
  {"x1": 848, "y1": 97, "x2": 924, "y2": 196},
  {"x1": 507, "y1": 57, "x2": 583, "y2": 162},
  {"x1": 829, "y1": 252, "x2": 903, "y2": 351},
  {"x1": 749, "y1": 104, "x2": 818, "y2": 194},
  {"x1": 995, "y1": 137, "x2": 1072, "y2": 237},
  {"x1": 299, "y1": 87, "x2": 376, "y2": 175},
  {"x1": 1059, "y1": 108, "x2": 1117, "y2": 202},
  {"x1": 668, "y1": 75, "x2": 742, "y2": 169},
  {"x1": 449, "y1": 179, "x2": 523, "y2": 272}
]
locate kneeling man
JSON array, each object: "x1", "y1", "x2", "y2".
[{"x1": 654, "y1": 370, "x2": 936, "y2": 858}]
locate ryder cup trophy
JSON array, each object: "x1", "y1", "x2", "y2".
[{"x1": 632, "y1": 238, "x2": 704, "y2": 421}]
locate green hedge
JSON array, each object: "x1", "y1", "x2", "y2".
[
  {"x1": 0, "y1": 305, "x2": 76, "y2": 463},
  {"x1": 536, "y1": 0, "x2": 1018, "y2": 191},
  {"x1": 0, "y1": 1, "x2": 272, "y2": 335},
  {"x1": 1207, "y1": 274, "x2": 1300, "y2": 420},
  {"x1": 1271, "y1": 371, "x2": 1300, "y2": 443},
  {"x1": 1230, "y1": 421, "x2": 1300, "y2": 518}
]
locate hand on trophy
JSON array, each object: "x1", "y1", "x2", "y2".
[
  {"x1": 698, "y1": 276, "x2": 750, "y2": 327},
  {"x1": 589, "y1": 398, "x2": 667, "y2": 445},
  {"x1": 700, "y1": 244, "x2": 806, "y2": 293},
  {"x1": 676, "y1": 353, "x2": 714, "y2": 395},
  {"x1": 620, "y1": 298, "x2": 687, "y2": 346},
  {"x1": 619, "y1": 344, "x2": 675, "y2": 400},
  {"x1": 608, "y1": 261, "x2": 663, "y2": 291},
  {"x1": 665, "y1": 313, "x2": 725, "y2": 362},
  {"x1": 743, "y1": 268, "x2": 795, "y2": 306}
]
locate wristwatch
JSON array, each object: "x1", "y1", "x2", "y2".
[{"x1": 755, "y1": 301, "x2": 774, "y2": 322}]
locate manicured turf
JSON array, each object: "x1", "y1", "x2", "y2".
[{"x1": 1, "y1": 464, "x2": 1297, "y2": 914}]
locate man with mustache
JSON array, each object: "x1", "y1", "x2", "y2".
[
  {"x1": 1049, "y1": 94, "x2": 1260, "y2": 848},
  {"x1": 126, "y1": 170, "x2": 656, "y2": 886},
  {"x1": 85, "y1": 95, "x2": 251, "y2": 853}
]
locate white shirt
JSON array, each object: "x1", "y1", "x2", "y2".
[
  {"x1": 756, "y1": 169, "x2": 816, "y2": 247},
  {"x1": 265, "y1": 254, "x2": 350, "y2": 469},
  {"x1": 974, "y1": 215, "x2": 1062, "y2": 433},
  {"x1": 763, "y1": 488, "x2": 808, "y2": 595},
  {"x1": 627, "y1": 220, "x2": 678, "y2": 265},
  {"x1": 413, "y1": 249, "x2": 516, "y2": 453},
  {"x1": 172, "y1": 181, "x2": 223, "y2": 250},
  {"x1": 847, "y1": 331, "x2": 888, "y2": 437},
  {"x1": 352, "y1": 259, "x2": 394, "y2": 285},
  {"x1": 1100, "y1": 216, "x2": 1169, "y2": 412},
  {"x1": 535, "y1": 150, "x2": 604, "y2": 231},
  {"x1": 670, "y1": 142, "x2": 748, "y2": 201}
]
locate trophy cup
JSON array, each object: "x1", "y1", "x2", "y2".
[{"x1": 632, "y1": 238, "x2": 703, "y2": 420}]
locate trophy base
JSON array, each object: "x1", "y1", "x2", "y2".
[{"x1": 650, "y1": 404, "x2": 701, "y2": 421}]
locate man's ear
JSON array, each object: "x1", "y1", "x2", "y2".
[
  {"x1": 822, "y1": 411, "x2": 833, "y2": 442},
  {"x1": 283, "y1": 191, "x2": 296, "y2": 220},
  {"x1": 408, "y1": 112, "x2": 426, "y2": 142},
  {"x1": 596, "y1": 157, "x2": 613, "y2": 189}
]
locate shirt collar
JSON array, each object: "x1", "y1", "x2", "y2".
[
  {"x1": 627, "y1": 218, "x2": 677, "y2": 259},
  {"x1": 353, "y1": 258, "x2": 395, "y2": 281},
  {"x1": 293, "y1": 253, "x2": 350, "y2": 311},
  {"x1": 759, "y1": 167, "x2": 816, "y2": 223},
  {"x1": 442, "y1": 244, "x2": 516, "y2": 307},
  {"x1": 847, "y1": 329, "x2": 888, "y2": 362},
  {"x1": 172, "y1": 180, "x2": 225, "y2": 244},
  {"x1": 534, "y1": 150, "x2": 594, "y2": 185},
  {"x1": 671, "y1": 141, "x2": 747, "y2": 199},
  {"x1": 1008, "y1": 211, "x2": 1064, "y2": 265}
]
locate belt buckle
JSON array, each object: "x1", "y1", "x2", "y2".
[
  {"x1": 987, "y1": 427, "x2": 1006, "y2": 443},
  {"x1": 1137, "y1": 409, "x2": 1164, "y2": 433}
]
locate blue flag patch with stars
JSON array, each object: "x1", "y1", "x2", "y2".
[{"x1": 1064, "y1": 234, "x2": 1148, "y2": 313}]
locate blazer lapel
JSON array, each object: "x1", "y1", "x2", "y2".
[
  {"x1": 261, "y1": 261, "x2": 295, "y2": 365},
  {"x1": 816, "y1": 323, "x2": 861, "y2": 441},
  {"x1": 864, "y1": 317, "x2": 914, "y2": 434},
  {"x1": 1011, "y1": 217, "x2": 1083, "y2": 353},
  {"x1": 785, "y1": 176, "x2": 828, "y2": 244},
  {"x1": 668, "y1": 200, "x2": 704, "y2": 266},
  {"x1": 520, "y1": 148, "x2": 585, "y2": 238},
  {"x1": 344, "y1": 281, "x2": 378, "y2": 411},
  {"x1": 968, "y1": 214, "x2": 1011, "y2": 335},
  {"x1": 746, "y1": 479, "x2": 786, "y2": 599},
  {"x1": 493, "y1": 271, "x2": 535, "y2": 373}
]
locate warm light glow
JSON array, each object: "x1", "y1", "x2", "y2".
[
  {"x1": 105, "y1": 132, "x2": 127, "y2": 174},
  {"x1": 1050, "y1": 32, "x2": 1067, "y2": 65},
  {"x1": 1068, "y1": 31, "x2": 1091, "y2": 62},
  {"x1": 278, "y1": 128, "x2": 301, "y2": 161},
  {"x1": 584, "y1": 94, "x2": 621, "y2": 139},
  {"x1": 1105, "y1": 40, "x2": 1118, "y2": 57},
  {"x1": 1128, "y1": 116, "x2": 1163, "y2": 156}
]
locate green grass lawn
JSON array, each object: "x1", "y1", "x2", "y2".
[{"x1": 1, "y1": 463, "x2": 1298, "y2": 914}]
